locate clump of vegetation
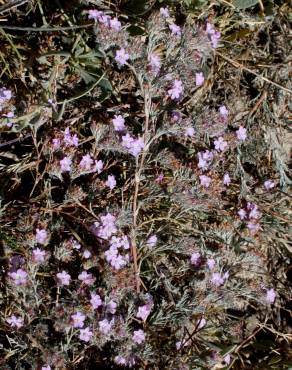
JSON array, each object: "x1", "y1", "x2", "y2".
[{"x1": 0, "y1": 1, "x2": 291, "y2": 369}]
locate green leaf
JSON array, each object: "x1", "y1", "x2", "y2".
[{"x1": 233, "y1": 0, "x2": 258, "y2": 9}]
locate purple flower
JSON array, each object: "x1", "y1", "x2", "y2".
[
  {"x1": 168, "y1": 79, "x2": 183, "y2": 100},
  {"x1": 79, "y1": 327, "x2": 93, "y2": 342},
  {"x1": 214, "y1": 137, "x2": 228, "y2": 152},
  {"x1": 98, "y1": 318, "x2": 112, "y2": 335},
  {"x1": 110, "y1": 17, "x2": 122, "y2": 31},
  {"x1": 78, "y1": 271, "x2": 96, "y2": 286},
  {"x1": 149, "y1": 53, "x2": 161, "y2": 74},
  {"x1": 80, "y1": 154, "x2": 94, "y2": 171},
  {"x1": 264, "y1": 180, "x2": 275, "y2": 190},
  {"x1": 63, "y1": 127, "x2": 78, "y2": 147},
  {"x1": 136, "y1": 304, "x2": 151, "y2": 321},
  {"x1": 115, "y1": 48, "x2": 129, "y2": 66},
  {"x1": 88, "y1": 9, "x2": 102, "y2": 20},
  {"x1": 36, "y1": 228, "x2": 48, "y2": 245},
  {"x1": 94, "y1": 159, "x2": 103, "y2": 174},
  {"x1": 248, "y1": 203, "x2": 260, "y2": 220},
  {"x1": 190, "y1": 252, "x2": 201, "y2": 266},
  {"x1": 211, "y1": 31, "x2": 221, "y2": 48},
  {"x1": 246, "y1": 222, "x2": 260, "y2": 234},
  {"x1": 129, "y1": 137, "x2": 145, "y2": 157},
  {"x1": 236, "y1": 126, "x2": 247, "y2": 142},
  {"x1": 95, "y1": 212, "x2": 117, "y2": 240},
  {"x1": 112, "y1": 115, "x2": 125, "y2": 131},
  {"x1": 60, "y1": 156, "x2": 72, "y2": 173},
  {"x1": 197, "y1": 150, "x2": 213, "y2": 171},
  {"x1": 110, "y1": 254, "x2": 128, "y2": 270},
  {"x1": 52, "y1": 138, "x2": 61, "y2": 149},
  {"x1": 132, "y1": 329, "x2": 145, "y2": 344},
  {"x1": 238, "y1": 208, "x2": 246, "y2": 220},
  {"x1": 169, "y1": 23, "x2": 181, "y2": 37},
  {"x1": 195, "y1": 72, "x2": 205, "y2": 87},
  {"x1": 223, "y1": 173, "x2": 231, "y2": 186},
  {"x1": 171, "y1": 111, "x2": 182, "y2": 123},
  {"x1": 105, "y1": 175, "x2": 116, "y2": 190},
  {"x1": 223, "y1": 354, "x2": 231, "y2": 365},
  {"x1": 71, "y1": 312, "x2": 86, "y2": 328},
  {"x1": 207, "y1": 258, "x2": 216, "y2": 270},
  {"x1": 210, "y1": 272, "x2": 224, "y2": 287},
  {"x1": 0, "y1": 87, "x2": 12, "y2": 103},
  {"x1": 197, "y1": 317, "x2": 206, "y2": 329},
  {"x1": 265, "y1": 288, "x2": 276, "y2": 304},
  {"x1": 114, "y1": 356, "x2": 127, "y2": 365},
  {"x1": 106, "y1": 300, "x2": 117, "y2": 314},
  {"x1": 90, "y1": 292, "x2": 103, "y2": 309},
  {"x1": 185, "y1": 127, "x2": 195, "y2": 137},
  {"x1": 219, "y1": 105, "x2": 228, "y2": 119},
  {"x1": 122, "y1": 133, "x2": 134, "y2": 149},
  {"x1": 82, "y1": 249, "x2": 91, "y2": 259},
  {"x1": 56, "y1": 270, "x2": 71, "y2": 286},
  {"x1": 160, "y1": 7, "x2": 169, "y2": 18},
  {"x1": 41, "y1": 366, "x2": 52, "y2": 370},
  {"x1": 146, "y1": 235, "x2": 157, "y2": 248},
  {"x1": 32, "y1": 248, "x2": 46, "y2": 264},
  {"x1": 7, "y1": 315, "x2": 24, "y2": 328},
  {"x1": 8, "y1": 269, "x2": 27, "y2": 286},
  {"x1": 199, "y1": 175, "x2": 212, "y2": 188}
]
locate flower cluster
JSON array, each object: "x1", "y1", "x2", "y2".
[
  {"x1": 238, "y1": 202, "x2": 261, "y2": 233},
  {"x1": 122, "y1": 133, "x2": 145, "y2": 157},
  {"x1": 88, "y1": 10, "x2": 121, "y2": 32}
]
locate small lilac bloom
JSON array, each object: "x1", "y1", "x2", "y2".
[
  {"x1": 94, "y1": 159, "x2": 103, "y2": 174},
  {"x1": 171, "y1": 111, "x2": 182, "y2": 123},
  {"x1": 160, "y1": 7, "x2": 169, "y2": 18},
  {"x1": 238, "y1": 208, "x2": 246, "y2": 220},
  {"x1": 7, "y1": 315, "x2": 24, "y2": 328},
  {"x1": 115, "y1": 48, "x2": 129, "y2": 66},
  {"x1": 32, "y1": 248, "x2": 46, "y2": 264},
  {"x1": 219, "y1": 105, "x2": 229, "y2": 119},
  {"x1": 248, "y1": 203, "x2": 260, "y2": 220},
  {"x1": 80, "y1": 154, "x2": 94, "y2": 171},
  {"x1": 136, "y1": 304, "x2": 151, "y2": 321},
  {"x1": 52, "y1": 138, "x2": 60, "y2": 149},
  {"x1": 83, "y1": 249, "x2": 91, "y2": 259},
  {"x1": 211, "y1": 31, "x2": 221, "y2": 48},
  {"x1": 247, "y1": 222, "x2": 260, "y2": 234},
  {"x1": 63, "y1": 127, "x2": 78, "y2": 147},
  {"x1": 223, "y1": 173, "x2": 231, "y2": 186},
  {"x1": 185, "y1": 127, "x2": 195, "y2": 137},
  {"x1": 132, "y1": 329, "x2": 145, "y2": 344},
  {"x1": 264, "y1": 180, "x2": 275, "y2": 190},
  {"x1": 236, "y1": 126, "x2": 247, "y2": 142},
  {"x1": 223, "y1": 354, "x2": 231, "y2": 365},
  {"x1": 214, "y1": 137, "x2": 228, "y2": 152},
  {"x1": 149, "y1": 53, "x2": 161, "y2": 74},
  {"x1": 114, "y1": 356, "x2": 127, "y2": 365},
  {"x1": 79, "y1": 327, "x2": 93, "y2": 342},
  {"x1": 122, "y1": 133, "x2": 134, "y2": 149},
  {"x1": 90, "y1": 293, "x2": 103, "y2": 309},
  {"x1": 36, "y1": 228, "x2": 48, "y2": 245},
  {"x1": 107, "y1": 300, "x2": 117, "y2": 314},
  {"x1": 195, "y1": 72, "x2": 204, "y2": 87},
  {"x1": 110, "y1": 17, "x2": 121, "y2": 31},
  {"x1": 112, "y1": 115, "x2": 125, "y2": 131},
  {"x1": 265, "y1": 288, "x2": 276, "y2": 304},
  {"x1": 60, "y1": 156, "x2": 72, "y2": 173},
  {"x1": 88, "y1": 9, "x2": 101, "y2": 20},
  {"x1": 105, "y1": 175, "x2": 116, "y2": 190},
  {"x1": 78, "y1": 271, "x2": 96, "y2": 286},
  {"x1": 121, "y1": 235, "x2": 130, "y2": 250},
  {"x1": 0, "y1": 88, "x2": 12, "y2": 103},
  {"x1": 190, "y1": 252, "x2": 201, "y2": 266},
  {"x1": 207, "y1": 258, "x2": 216, "y2": 270},
  {"x1": 56, "y1": 270, "x2": 71, "y2": 286},
  {"x1": 199, "y1": 175, "x2": 211, "y2": 188},
  {"x1": 146, "y1": 235, "x2": 157, "y2": 248},
  {"x1": 168, "y1": 79, "x2": 183, "y2": 100},
  {"x1": 129, "y1": 137, "x2": 145, "y2": 157},
  {"x1": 41, "y1": 366, "x2": 52, "y2": 370},
  {"x1": 169, "y1": 23, "x2": 181, "y2": 37},
  {"x1": 98, "y1": 318, "x2": 112, "y2": 335},
  {"x1": 110, "y1": 254, "x2": 127, "y2": 270},
  {"x1": 71, "y1": 312, "x2": 86, "y2": 328},
  {"x1": 8, "y1": 269, "x2": 27, "y2": 286},
  {"x1": 197, "y1": 317, "x2": 206, "y2": 329},
  {"x1": 210, "y1": 272, "x2": 224, "y2": 287}
]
